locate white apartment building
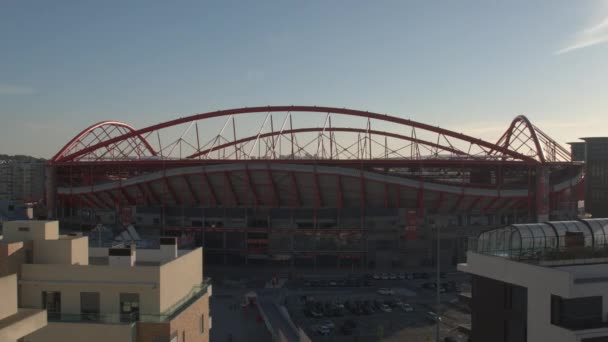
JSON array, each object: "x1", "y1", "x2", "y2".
[
  {"x1": 0, "y1": 220, "x2": 212, "y2": 342},
  {"x1": 459, "y1": 218, "x2": 608, "y2": 342}
]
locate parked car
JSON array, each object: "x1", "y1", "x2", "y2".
[
  {"x1": 315, "y1": 325, "x2": 331, "y2": 336},
  {"x1": 380, "y1": 304, "x2": 392, "y2": 312},
  {"x1": 402, "y1": 303, "x2": 414, "y2": 312},
  {"x1": 377, "y1": 288, "x2": 394, "y2": 295},
  {"x1": 373, "y1": 274, "x2": 380, "y2": 280},
  {"x1": 311, "y1": 310, "x2": 323, "y2": 318},
  {"x1": 381, "y1": 273, "x2": 389, "y2": 280},
  {"x1": 426, "y1": 311, "x2": 442, "y2": 322},
  {"x1": 397, "y1": 273, "x2": 405, "y2": 280},
  {"x1": 321, "y1": 320, "x2": 335, "y2": 330},
  {"x1": 406, "y1": 273, "x2": 414, "y2": 280},
  {"x1": 389, "y1": 273, "x2": 397, "y2": 280}
]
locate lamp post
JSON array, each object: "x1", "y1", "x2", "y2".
[{"x1": 435, "y1": 223, "x2": 441, "y2": 342}]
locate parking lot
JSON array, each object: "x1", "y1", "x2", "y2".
[{"x1": 286, "y1": 272, "x2": 471, "y2": 341}]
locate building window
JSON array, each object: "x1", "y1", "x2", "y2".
[
  {"x1": 18, "y1": 226, "x2": 29, "y2": 232},
  {"x1": 182, "y1": 331, "x2": 185, "y2": 342},
  {"x1": 551, "y1": 294, "x2": 602, "y2": 329},
  {"x1": 119, "y1": 293, "x2": 140, "y2": 322},
  {"x1": 42, "y1": 291, "x2": 61, "y2": 320},
  {"x1": 200, "y1": 314, "x2": 205, "y2": 334},
  {"x1": 80, "y1": 292, "x2": 100, "y2": 320}
]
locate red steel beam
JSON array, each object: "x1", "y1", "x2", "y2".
[
  {"x1": 52, "y1": 121, "x2": 156, "y2": 162},
  {"x1": 266, "y1": 168, "x2": 279, "y2": 206},
  {"x1": 313, "y1": 169, "x2": 323, "y2": 208},
  {"x1": 223, "y1": 171, "x2": 239, "y2": 206},
  {"x1": 289, "y1": 171, "x2": 301, "y2": 207},
  {"x1": 417, "y1": 187, "x2": 425, "y2": 215},
  {"x1": 336, "y1": 175, "x2": 344, "y2": 208},
  {"x1": 83, "y1": 193, "x2": 105, "y2": 209},
  {"x1": 384, "y1": 183, "x2": 389, "y2": 208},
  {"x1": 119, "y1": 186, "x2": 136, "y2": 206},
  {"x1": 451, "y1": 194, "x2": 465, "y2": 213},
  {"x1": 145, "y1": 182, "x2": 161, "y2": 204},
  {"x1": 244, "y1": 166, "x2": 260, "y2": 206},
  {"x1": 360, "y1": 170, "x2": 366, "y2": 208},
  {"x1": 182, "y1": 175, "x2": 200, "y2": 205},
  {"x1": 163, "y1": 177, "x2": 181, "y2": 205},
  {"x1": 466, "y1": 196, "x2": 483, "y2": 212},
  {"x1": 188, "y1": 127, "x2": 468, "y2": 160},
  {"x1": 91, "y1": 192, "x2": 113, "y2": 209},
  {"x1": 53, "y1": 158, "x2": 553, "y2": 168},
  {"x1": 483, "y1": 197, "x2": 501, "y2": 212},
  {"x1": 201, "y1": 170, "x2": 219, "y2": 206},
  {"x1": 104, "y1": 190, "x2": 120, "y2": 207},
  {"x1": 136, "y1": 183, "x2": 151, "y2": 206},
  {"x1": 434, "y1": 192, "x2": 445, "y2": 212}
]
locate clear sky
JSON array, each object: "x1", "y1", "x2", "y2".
[{"x1": 1, "y1": 0, "x2": 607, "y2": 158}]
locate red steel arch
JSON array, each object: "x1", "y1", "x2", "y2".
[
  {"x1": 186, "y1": 127, "x2": 468, "y2": 160},
  {"x1": 494, "y1": 115, "x2": 571, "y2": 163},
  {"x1": 52, "y1": 121, "x2": 156, "y2": 162},
  {"x1": 52, "y1": 106, "x2": 545, "y2": 164}
]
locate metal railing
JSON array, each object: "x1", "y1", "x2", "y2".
[
  {"x1": 47, "y1": 312, "x2": 139, "y2": 324},
  {"x1": 469, "y1": 236, "x2": 608, "y2": 264},
  {"x1": 47, "y1": 278, "x2": 211, "y2": 324}
]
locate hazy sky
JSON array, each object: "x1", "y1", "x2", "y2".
[{"x1": 1, "y1": 0, "x2": 607, "y2": 158}]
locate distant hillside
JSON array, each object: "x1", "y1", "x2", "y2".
[{"x1": 0, "y1": 154, "x2": 46, "y2": 163}]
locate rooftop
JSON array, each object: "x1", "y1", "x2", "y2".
[{"x1": 471, "y1": 218, "x2": 608, "y2": 266}]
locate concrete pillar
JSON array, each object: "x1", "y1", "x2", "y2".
[{"x1": 45, "y1": 165, "x2": 57, "y2": 219}]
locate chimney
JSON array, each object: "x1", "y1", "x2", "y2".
[
  {"x1": 160, "y1": 237, "x2": 177, "y2": 262},
  {"x1": 109, "y1": 244, "x2": 136, "y2": 266}
]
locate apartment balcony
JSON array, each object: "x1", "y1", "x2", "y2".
[{"x1": 46, "y1": 279, "x2": 211, "y2": 325}]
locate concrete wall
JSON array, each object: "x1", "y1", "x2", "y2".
[
  {"x1": 70, "y1": 236, "x2": 89, "y2": 265},
  {"x1": 33, "y1": 239, "x2": 70, "y2": 265},
  {"x1": 20, "y1": 264, "x2": 161, "y2": 314},
  {"x1": 136, "y1": 321, "x2": 169, "y2": 342},
  {"x1": 3, "y1": 221, "x2": 58, "y2": 243},
  {"x1": 159, "y1": 248, "x2": 203, "y2": 313},
  {"x1": 0, "y1": 274, "x2": 18, "y2": 320},
  {"x1": 168, "y1": 293, "x2": 210, "y2": 342},
  {"x1": 0, "y1": 241, "x2": 26, "y2": 277},
  {"x1": 24, "y1": 321, "x2": 135, "y2": 342},
  {"x1": 0, "y1": 309, "x2": 47, "y2": 342}
]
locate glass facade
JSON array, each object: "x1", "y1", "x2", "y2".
[{"x1": 476, "y1": 219, "x2": 608, "y2": 258}]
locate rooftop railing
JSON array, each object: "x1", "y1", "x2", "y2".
[
  {"x1": 47, "y1": 278, "x2": 211, "y2": 324},
  {"x1": 469, "y1": 236, "x2": 608, "y2": 265}
]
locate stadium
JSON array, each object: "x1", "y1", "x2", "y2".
[{"x1": 46, "y1": 106, "x2": 584, "y2": 268}]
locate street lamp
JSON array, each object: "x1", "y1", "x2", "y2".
[{"x1": 435, "y1": 223, "x2": 441, "y2": 342}]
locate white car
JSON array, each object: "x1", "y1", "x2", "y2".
[
  {"x1": 380, "y1": 304, "x2": 392, "y2": 313},
  {"x1": 373, "y1": 274, "x2": 380, "y2": 280},
  {"x1": 381, "y1": 273, "x2": 389, "y2": 280},
  {"x1": 321, "y1": 320, "x2": 335, "y2": 330},
  {"x1": 426, "y1": 312, "x2": 442, "y2": 322},
  {"x1": 397, "y1": 273, "x2": 405, "y2": 280},
  {"x1": 389, "y1": 274, "x2": 397, "y2": 280},
  {"x1": 377, "y1": 288, "x2": 394, "y2": 295},
  {"x1": 316, "y1": 325, "x2": 331, "y2": 335},
  {"x1": 402, "y1": 304, "x2": 414, "y2": 312}
]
